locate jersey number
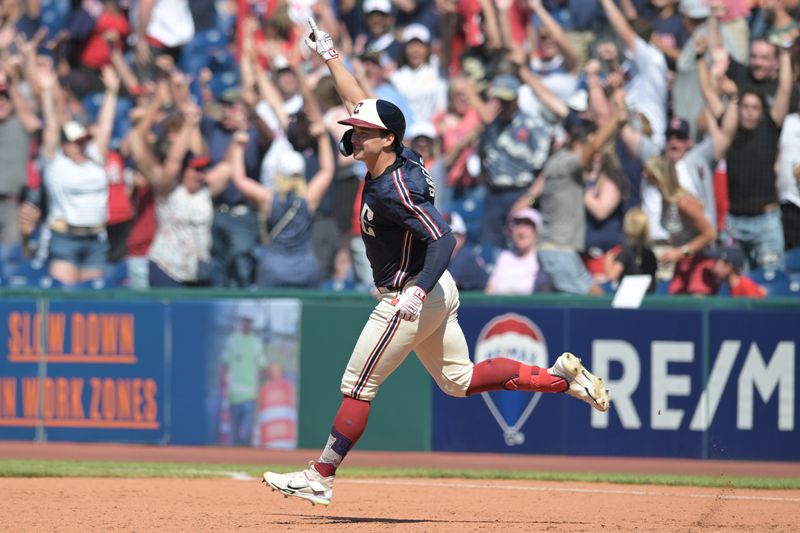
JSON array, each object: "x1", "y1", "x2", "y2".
[{"x1": 361, "y1": 202, "x2": 376, "y2": 237}]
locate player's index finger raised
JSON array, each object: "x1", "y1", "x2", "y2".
[{"x1": 308, "y1": 16, "x2": 319, "y2": 32}]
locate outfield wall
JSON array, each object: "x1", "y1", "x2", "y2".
[{"x1": 0, "y1": 290, "x2": 797, "y2": 461}]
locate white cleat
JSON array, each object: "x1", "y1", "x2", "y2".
[
  {"x1": 549, "y1": 352, "x2": 610, "y2": 412},
  {"x1": 263, "y1": 462, "x2": 334, "y2": 506}
]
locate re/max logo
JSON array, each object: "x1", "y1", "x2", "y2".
[{"x1": 589, "y1": 341, "x2": 795, "y2": 431}]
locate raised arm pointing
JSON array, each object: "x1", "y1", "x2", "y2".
[{"x1": 305, "y1": 17, "x2": 367, "y2": 113}]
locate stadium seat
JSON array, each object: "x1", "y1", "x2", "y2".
[
  {"x1": 473, "y1": 244, "x2": 499, "y2": 271},
  {"x1": 785, "y1": 247, "x2": 800, "y2": 273},
  {"x1": 103, "y1": 262, "x2": 129, "y2": 288},
  {"x1": 2, "y1": 259, "x2": 49, "y2": 288},
  {"x1": 82, "y1": 93, "x2": 104, "y2": 123},
  {"x1": 0, "y1": 243, "x2": 23, "y2": 266},
  {"x1": 179, "y1": 28, "x2": 230, "y2": 79},
  {"x1": 716, "y1": 281, "x2": 731, "y2": 296},
  {"x1": 788, "y1": 273, "x2": 800, "y2": 294},
  {"x1": 655, "y1": 279, "x2": 670, "y2": 295},
  {"x1": 81, "y1": 94, "x2": 133, "y2": 147},
  {"x1": 39, "y1": 276, "x2": 63, "y2": 289},
  {"x1": 39, "y1": 0, "x2": 70, "y2": 41},
  {"x1": 449, "y1": 188, "x2": 485, "y2": 245},
  {"x1": 600, "y1": 280, "x2": 618, "y2": 295},
  {"x1": 72, "y1": 278, "x2": 107, "y2": 290},
  {"x1": 750, "y1": 268, "x2": 793, "y2": 296}
]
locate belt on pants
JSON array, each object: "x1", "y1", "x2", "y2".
[
  {"x1": 377, "y1": 275, "x2": 420, "y2": 294},
  {"x1": 50, "y1": 218, "x2": 104, "y2": 237},
  {"x1": 376, "y1": 286, "x2": 398, "y2": 294},
  {"x1": 729, "y1": 203, "x2": 780, "y2": 217},
  {"x1": 216, "y1": 204, "x2": 251, "y2": 216}
]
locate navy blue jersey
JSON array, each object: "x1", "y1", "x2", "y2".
[{"x1": 359, "y1": 148, "x2": 451, "y2": 289}]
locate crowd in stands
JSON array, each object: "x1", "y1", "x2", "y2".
[{"x1": 1, "y1": 0, "x2": 799, "y2": 297}]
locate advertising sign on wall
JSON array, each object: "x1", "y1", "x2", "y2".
[
  {"x1": 0, "y1": 299, "x2": 167, "y2": 442},
  {"x1": 704, "y1": 310, "x2": 797, "y2": 460},
  {"x1": 433, "y1": 305, "x2": 799, "y2": 460},
  {"x1": 433, "y1": 306, "x2": 581, "y2": 456},
  {"x1": 170, "y1": 299, "x2": 301, "y2": 448}
]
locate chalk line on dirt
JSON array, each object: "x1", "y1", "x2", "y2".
[
  {"x1": 187, "y1": 471, "x2": 800, "y2": 502},
  {"x1": 342, "y1": 479, "x2": 800, "y2": 503},
  {"x1": 183, "y1": 469, "x2": 258, "y2": 480}
]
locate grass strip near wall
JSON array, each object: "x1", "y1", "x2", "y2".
[{"x1": 1, "y1": 459, "x2": 799, "y2": 490}]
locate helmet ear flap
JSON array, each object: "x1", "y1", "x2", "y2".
[{"x1": 339, "y1": 129, "x2": 354, "y2": 157}]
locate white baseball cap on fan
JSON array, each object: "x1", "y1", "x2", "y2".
[
  {"x1": 276, "y1": 150, "x2": 306, "y2": 177},
  {"x1": 363, "y1": 0, "x2": 392, "y2": 14},
  {"x1": 402, "y1": 24, "x2": 431, "y2": 44}
]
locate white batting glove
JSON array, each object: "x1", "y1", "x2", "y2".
[
  {"x1": 305, "y1": 17, "x2": 339, "y2": 62},
  {"x1": 391, "y1": 286, "x2": 427, "y2": 322}
]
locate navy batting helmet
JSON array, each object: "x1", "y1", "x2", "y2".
[{"x1": 338, "y1": 98, "x2": 406, "y2": 144}]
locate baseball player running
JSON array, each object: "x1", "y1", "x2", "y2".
[{"x1": 264, "y1": 17, "x2": 610, "y2": 506}]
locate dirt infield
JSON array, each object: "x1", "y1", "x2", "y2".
[{"x1": 2, "y1": 442, "x2": 800, "y2": 532}]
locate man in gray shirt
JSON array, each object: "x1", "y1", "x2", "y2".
[
  {"x1": 518, "y1": 124, "x2": 604, "y2": 295},
  {"x1": 0, "y1": 73, "x2": 39, "y2": 260}
]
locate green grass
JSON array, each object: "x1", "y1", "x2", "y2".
[{"x1": 1, "y1": 459, "x2": 799, "y2": 490}]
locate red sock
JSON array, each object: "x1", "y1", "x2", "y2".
[
  {"x1": 466, "y1": 357, "x2": 567, "y2": 395},
  {"x1": 313, "y1": 396, "x2": 370, "y2": 477}
]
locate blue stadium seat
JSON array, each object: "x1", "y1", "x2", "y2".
[
  {"x1": 179, "y1": 28, "x2": 230, "y2": 79},
  {"x1": 39, "y1": 0, "x2": 70, "y2": 41},
  {"x1": 81, "y1": 95, "x2": 133, "y2": 148},
  {"x1": 449, "y1": 188, "x2": 484, "y2": 245},
  {"x1": 789, "y1": 274, "x2": 800, "y2": 294},
  {"x1": 2, "y1": 259, "x2": 48, "y2": 288},
  {"x1": 750, "y1": 268, "x2": 793, "y2": 296},
  {"x1": 81, "y1": 92, "x2": 104, "y2": 123},
  {"x1": 103, "y1": 262, "x2": 129, "y2": 288},
  {"x1": 473, "y1": 244, "x2": 499, "y2": 271},
  {"x1": 716, "y1": 281, "x2": 731, "y2": 296},
  {"x1": 785, "y1": 247, "x2": 800, "y2": 273},
  {"x1": 655, "y1": 279, "x2": 670, "y2": 295},
  {"x1": 0, "y1": 243, "x2": 23, "y2": 266},
  {"x1": 39, "y1": 276, "x2": 63, "y2": 289},
  {"x1": 600, "y1": 280, "x2": 618, "y2": 295},
  {"x1": 71, "y1": 278, "x2": 108, "y2": 290}
]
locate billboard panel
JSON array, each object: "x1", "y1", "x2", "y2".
[
  {"x1": 704, "y1": 310, "x2": 798, "y2": 460},
  {"x1": 170, "y1": 299, "x2": 301, "y2": 448},
  {"x1": 0, "y1": 299, "x2": 167, "y2": 443},
  {"x1": 433, "y1": 307, "x2": 707, "y2": 458}
]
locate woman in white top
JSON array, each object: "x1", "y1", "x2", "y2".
[
  {"x1": 644, "y1": 155, "x2": 717, "y2": 294},
  {"x1": 128, "y1": 104, "x2": 227, "y2": 286},
  {"x1": 39, "y1": 64, "x2": 118, "y2": 285},
  {"x1": 389, "y1": 24, "x2": 447, "y2": 131}
]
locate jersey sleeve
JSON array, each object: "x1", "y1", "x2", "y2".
[{"x1": 383, "y1": 163, "x2": 451, "y2": 243}]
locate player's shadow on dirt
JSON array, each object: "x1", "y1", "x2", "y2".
[
  {"x1": 324, "y1": 516, "x2": 437, "y2": 524},
  {"x1": 276, "y1": 514, "x2": 529, "y2": 525},
  {"x1": 272, "y1": 514, "x2": 435, "y2": 524}
]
